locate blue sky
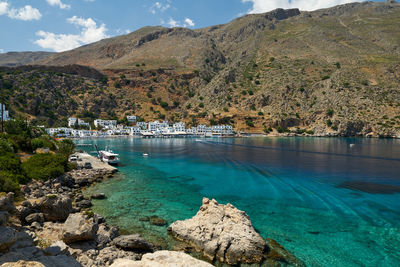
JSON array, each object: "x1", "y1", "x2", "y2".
[{"x1": 0, "y1": 0, "x2": 384, "y2": 53}]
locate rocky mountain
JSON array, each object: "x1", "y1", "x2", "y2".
[
  {"x1": 0, "y1": 52, "x2": 54, "y2": 67},
  {"x1": 3, "y1": 1, "x2": 400, "y2": 137}
]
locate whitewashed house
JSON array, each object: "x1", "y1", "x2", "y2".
[
  {"x1": 94, "y1": 119, "x2": 117, "y2": 129},
  {"x1": 129, "y1": 126, "x2": 142, "y2": 136},
  {"x1": 68, "y1": 117, "x2": 90, "y2": 128},
  {"x1": 127, "y1": 116, "x2": 137, "y2": 123},
  {"x1": 136, "y1": 122, "x2": 148, "y2": 130}
]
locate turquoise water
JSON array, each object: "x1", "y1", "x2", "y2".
[{"x1": 79, "y1": 137, "x2": 400, "y2": 266}]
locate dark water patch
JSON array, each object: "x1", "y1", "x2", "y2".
[{"x1": 338, "y1": 181, "x2": 400, "y2": 195}]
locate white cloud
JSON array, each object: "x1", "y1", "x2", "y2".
[
  {"x1": 163, "y1": 17, "x2": 195, "y2": 28},
  {"x1": 34, "y1": 16, "x2": 109, "y2": 52},
  {"x1": 167, "y1": 17, "x2": 179, "y2": 27},
  {"x1": 184, "y1": 18, "x2": 195, "y2": 27},
  {"x1": 150, "y1": 1, "x2": 171, "y2": 14},
  {"x1": 46, "y1": 0, "x2": 71, "y2": 10},
  {"x1": 0, "y1": 1, "x2": 42, "y2": 20},
  {"x1": 242, "y1": 0, "x2": 365, "y2": 13},
  {"x1": 0, "y1": 49, "x2": 4, "y2": 53}
]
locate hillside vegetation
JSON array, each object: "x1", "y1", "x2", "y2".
[{"x1": 2, "y1": 1, "x2": 400, "y2": 137}]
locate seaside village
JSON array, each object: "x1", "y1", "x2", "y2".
[{"x1": 45, "y1": 116, "x2": 235, "y2": 138}]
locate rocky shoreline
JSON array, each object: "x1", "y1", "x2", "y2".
[{"x1": 0, "y1": 155, "x2": 304, "y2": 267}]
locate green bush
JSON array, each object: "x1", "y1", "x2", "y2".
[
  {"x1": 22, "y1": 153, "x2": 69, "y2": 181},
  {"x1": 246, "y1": 120, "x2": 254, "y2": 127},
  {"x1": 0, "y1": 171, "x2": 20, "y2": 194},
  {"x1": 0, "y1": 139, "x2": 13, "y2": 153},
  {"x1": 31, "y1": 136, "x2": 56, "y2": 151},
  {"x1": 57, "y1": 139, "x2": 75, "y2": 156}
]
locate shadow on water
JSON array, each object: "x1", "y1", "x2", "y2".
[{"x1": 338, "y1": 181, "x2": 400, "y2": 194}]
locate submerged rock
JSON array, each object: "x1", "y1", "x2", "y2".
[
  {"x1": 169, "y1": 198, "x2": 304, "y2": 266},
  {"x1": 62, "y1": 213, "x2": 98, "y2": 244},
  {"x1": 110, "y1": 251, "x2": 213, "y2": 267},
  {"x1": 149, "y1": 216, "x2": 167, "y2": 226},
  {"x1": 91, "y1": 193, "x2": 106, "y2": 200}
]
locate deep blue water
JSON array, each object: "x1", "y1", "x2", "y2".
[{"x1": 78, "y1": 137, "x2": 400, "y2": 266}]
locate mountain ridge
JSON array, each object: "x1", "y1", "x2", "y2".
[{"x1": 1, "y1": 1, "x2": 399, "y2": 137}]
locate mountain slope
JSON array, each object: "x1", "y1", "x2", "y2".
[
  {"x1": 0, "y1": 52, "x2": 54, "y2": 67},
  {"x1": 6, "y1": 1, "x2": 400, "y2": 137}
]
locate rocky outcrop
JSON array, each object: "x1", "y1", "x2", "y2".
[
  {"x1": 0, "y1": 227, "x2": 17, "y2": 252},
  {"x1": 0, "y1": 194, "x2": 16, "y2": 213},
  {"x1": 0, "y1": 261, "x2": 45, "y2": 267},
  {"x1": 37, "y1": 195, "x2": 72, "y2": 222},
  {"x1": 169, "y1": 198, "x2": 304, "y2": 266},
  {"x1": 0, "y1": 212, "x2": 9, "y2": 227},
  {"x1": 112, "y1": 234, "x2": 153, "y2": 252},
  {"x1": 110, "y1": 251, "x2": 214, "y2": 267},
  {"x1": 62, "y1": 213, "x2": 98, "y2": 244}
]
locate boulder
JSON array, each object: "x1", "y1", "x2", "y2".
[
  {"x1": 0, "y1": 227, "x2": 17, "y2": 251},
  {"x1": 0, "y1": 211, "x2": 10, "y2": 226},
  {"x1": 110, "y1": 251, "x2": 213, "y2": 267},
  {"x1": 96, "y1": 224, "x2": 119, "y2": 248},
  {"x1": 112, "y1": 234, "x2": 153, "y2": 252},
  {"x1": 16, "y1": 206, "x2": 34, "y2": 223},
  {"x1": 0, "y1": 193, "x2": 16, "y2": 213},
  {"x1": 38, "y1": 195, "x2": 72, "y2": 222},
  {"x1": 0, "y1": 261, "x2": 45, "y2": 267},
  {"x1": 62, "y1": 213, "x2": 98, "y2": 244},
  {"x1": 168, "y1": 198, "x2": 276, "y2": 265},
  {"x1": 25, "y1": 213, "x2": 45, "y2": 224},
  {"x1": 76, "y1": 199, "x2": 92, "y2": 209},
  {"x1": 44, "y1": 241, "x2": 69, "y2": 256}
]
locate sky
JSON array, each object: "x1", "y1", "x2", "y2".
[{"x1": 0, "y1": 0, "x2": 385, "y2": 53}]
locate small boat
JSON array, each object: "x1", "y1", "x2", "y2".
[
  {"x1": 95, "y1": 145, "x2": 120, "y2": 165},
  {"x1": 99, "y1": 149, "x2": 120, "y2": 165},
  {"x1": 349, "y1": 144, "x2": 355, "y2": 148},
  {"x1": 143, "y1": 153, "x2": 149, "y2": 157}
]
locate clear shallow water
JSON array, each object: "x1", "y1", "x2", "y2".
[{"x1": 78, "y1": 137, "x2": 400, "y2": 266}]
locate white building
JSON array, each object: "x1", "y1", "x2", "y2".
[
  {"x1": 94, "y1": 119, "x2": 117, "y2": 129},
  {"x1": 212, "y1": 125, "x2": 234, "y2": 135},
  {"x1": 136, "y1": 122, "x2": 148, "y2": 130},
  {"x1": 0, "y1": 103, "x2": 10, "y2": 121},
  {"x1": 127, "y1": 116, "x2": 137, "y2": 123},
  {"x1": 129, "y1": 126, "x2": 142, "y2": 136},
  {"x1": 46, "y1": 127, "x2": 73, "y2": 137},
  {"x1": 173, "y1": 122, "x2": 186, "y2": 132},
  {"x1": 68, "y1": 117, "x2": 90, "y2": 128}
]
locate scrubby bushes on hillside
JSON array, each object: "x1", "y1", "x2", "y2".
[{"x1": 22, "y1": 153, "x2": 72, "y2": 181}]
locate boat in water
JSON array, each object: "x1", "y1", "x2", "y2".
[{"x1": 95, "y1": 145, "x2": 120, "y2": 165}]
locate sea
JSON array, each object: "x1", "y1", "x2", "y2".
[{"x1": 76, "y1": 137, "x2": 400, "y2": 266}]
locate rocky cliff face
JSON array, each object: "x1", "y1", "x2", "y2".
[{"x1": 2, "y1": 1, "x2": 400, "y2": 136}]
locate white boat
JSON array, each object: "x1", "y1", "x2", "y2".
[{"x1": 99, "y1": 149, "x2": 120, "y2": 165}]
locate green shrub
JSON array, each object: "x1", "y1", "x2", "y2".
[
  {"x1": 0, "y1": 171, "x2": 20, "y2": 194},
  {"x1": 246, "y1": 120, "x2": 254, "y2": 127},
  {"x1": 327, "y1": 109, "x2": 334, "y2": 117},
  {"x1": 0, "y1": 139, "x2": 13, "y2": 153},
  {"x1": 160, "y1": 101, "x2": 169, "y2": 110},
  {"x1": 199, "y1": 103, "x2": 204, "y2": 108},
  {"x1": 57, "y1": 139, "x2": 75, "y2": 156},
  {"x1": 22, "y1": 153, "x2": 69, "y2": 181},
  {"x1": 31, "y1": 136, "x2": 56, "y2": 151}
]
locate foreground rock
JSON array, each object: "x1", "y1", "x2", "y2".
[
  {"x1": 62, "y1": 213, "x2": 98, "y2": 244},
  {"x1": 110, "y1": 251, "x2": 213, "y2": 267},
  {"x1": 0, "y1": 227, "x2": 17, "y2": 252},
  {"x1": 38, "y1": 195, "x2": 73, "y2": 222},
  {"x1": 169, "y1": 198, "x2": 304, "y2": 266},
  {"x1": 112, "y1": 234, "x2": 153, "y2": 252}
]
